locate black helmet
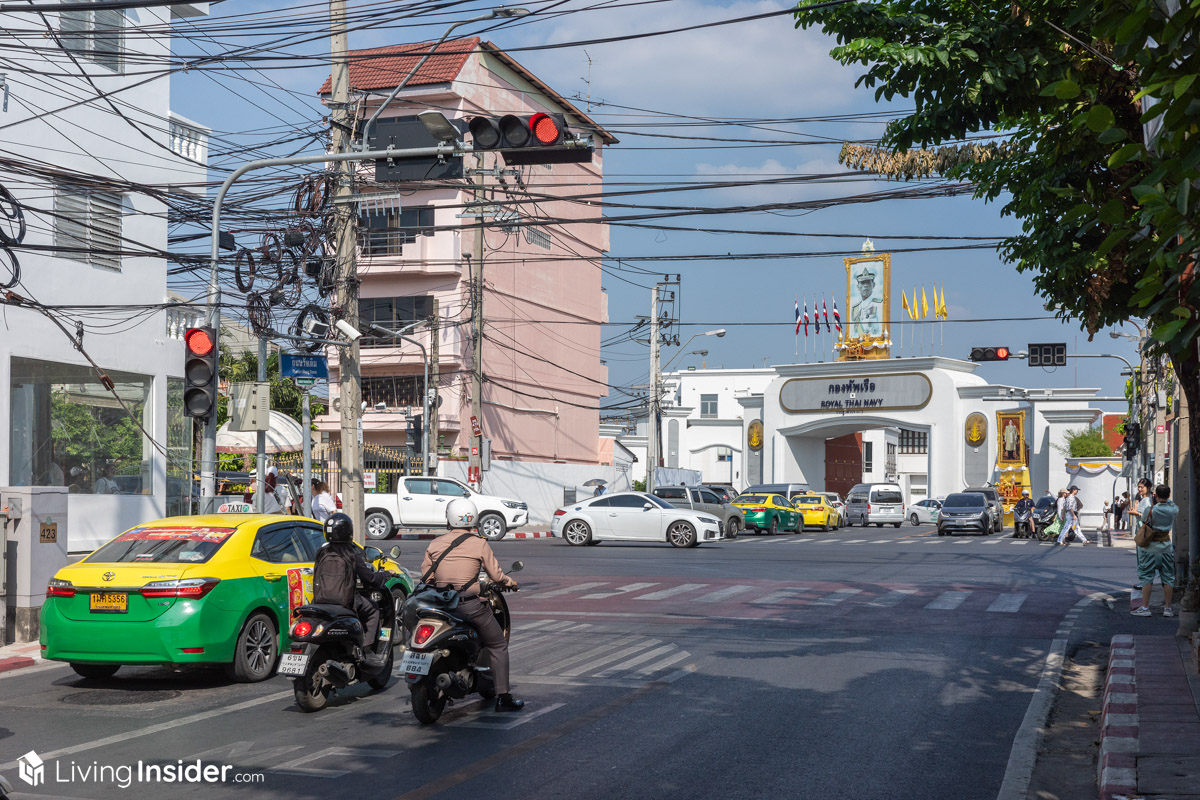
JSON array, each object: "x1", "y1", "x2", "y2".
[{"x1": 324, "y1": 513, "x2": 353, "y2": 543}]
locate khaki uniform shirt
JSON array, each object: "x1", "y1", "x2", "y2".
[{"x1": 420, "y1": 531, "x2": 506, "y2": 596}]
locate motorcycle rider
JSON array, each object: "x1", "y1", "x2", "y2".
[
  {"x1": 421, "y1": 498, "x2": 525, "y2": 712},
  {"x1": 1014, "y1": 490, "x2": 1034, "y2": 534},
  {"x1": 313, "y1": 513, "x2": 390, "y2": 668}
]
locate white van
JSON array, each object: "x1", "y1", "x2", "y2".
[{"x1": 844, "y1": 483, "x2": 906, "y2": 528}]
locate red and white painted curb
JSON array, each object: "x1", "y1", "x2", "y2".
[
  {"x1": 1098, "y1": 634, "x2": 1138, "y2": 800},
  {"x1": 391, "y1": 530, "x2": 554, "y2": 541}
]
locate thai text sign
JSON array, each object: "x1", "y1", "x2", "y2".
[{"x1": 780, "y1": 373, "x2": 932, "y2": 413}]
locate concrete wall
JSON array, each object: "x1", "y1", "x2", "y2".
[
  {"x1": 1063, "y1": 459, "x2": 1124, "y2": 531},
  {"x1": 440, "y1": 459, "x2": 634, "y2": 526}
]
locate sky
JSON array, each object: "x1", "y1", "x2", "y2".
[{"x1": 167, "y1": 0, "x2": 1142, "y2": 416}]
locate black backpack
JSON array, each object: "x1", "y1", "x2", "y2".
[{"x1": 312, "y1": 544, "x2": 355, "y2": 608}]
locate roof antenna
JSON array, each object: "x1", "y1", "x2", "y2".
[{"x1": 583, "y1": 50, "x2": 593, "y2": 112}]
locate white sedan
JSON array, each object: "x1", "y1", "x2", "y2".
[
  {"x1": 552, "y1": 492, "x2": 724, "y2": 547},
  {"x1": 909, "y1": 498, "x2": 943, "y2": 525}
]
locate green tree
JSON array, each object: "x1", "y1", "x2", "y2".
[
  {"x1": 216, "y1": 344, "x2": 325, "y2": 429},
  {"x1": 1055, "y1": 426, "x2": 1117, "y2": 458}
]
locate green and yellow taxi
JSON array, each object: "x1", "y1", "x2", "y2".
[
  {"x1": 40, "y1": 513, "x2": 413, "y2": 682},
  {"x1": 731, "y1": 494, "x2": 803, "y2": 534},
  {"x1": 794, "y1": 494, "x2": 841, "y2": 531}
]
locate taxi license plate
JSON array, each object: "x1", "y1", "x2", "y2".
[
  {"x1": 89, "y1": 592, "x2": 127, "y2": 613},
  {"x1": 400, "y1": 650, "x2": 433, "y2": 675},
  {"x1": 277, "y1": 653, "x2": 309, "y2": 677}
]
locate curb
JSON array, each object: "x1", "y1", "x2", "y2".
[
  {"x1": 0, "y1": 656, "x2": 36, "y2": 674},
  {"x1": 1098, "y1": 634, "x2": 1138, "y2": 800}
]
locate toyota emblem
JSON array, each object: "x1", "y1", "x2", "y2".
[{"x1": 102, "y1": 572, "x2": 116, "y2": 582}]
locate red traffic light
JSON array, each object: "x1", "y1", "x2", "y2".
[
  {"x1": 995, "y1": 347, "x2": 1009, "y2": 360},
  {"x1": 529, "y1": 112, "x2": 561, "y2": 145},
  {"x1": 970, "y1": 346, "x2": 1011, "y2": 362},
  {"x1": 185, "y1": 327, "x2": 214, "y2": 357}
]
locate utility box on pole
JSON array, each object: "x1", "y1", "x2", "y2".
[{"x1": 229, "y1": 382, "x2": 270, "y2": 431}]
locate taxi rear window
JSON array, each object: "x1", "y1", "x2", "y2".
[
  {"x1": 795, "y1": 497, "x2": 822, "y2": 504},
  {"x1": 87, "y1": 526, "x2": 236, "y2": 564},
  {"x1": 736, "y1": 495, "x2": 768, "y2": 504}
]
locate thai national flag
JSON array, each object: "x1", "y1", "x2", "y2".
[
  {"x1": 832, "y1": 298, "x2": 842, "y2": 333},
  {"x1": 802, "y1": 300, "x2": 809, "y2": 336},
  {"x1": 794, "y1": 299, "x2": 801, "y2": 335},
  {"x1": 823, "y1": 297, "x2": 831, "y2": 332}
]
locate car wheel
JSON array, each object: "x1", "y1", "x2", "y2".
[
  {"x1": 824, "y1": 516, "x2": 832, "y2": 532},
  {"x1": 894, "y1": 523, "x2": 901, "y2": 528},
  {"x1": 71, "y1": 663, "x2": 119, "y2": 680},
  {"x1": 364, "y1": 510, "x2": 394, "y2": 540},
  {"x1": 726, "y1": 518, "x2": 740, "y2": 539},
  {"x1": 225, "y1": 612, "x2": 278, "y2": 683},
  {"x1": 875, "y1": 522, "x2": 883, "y2": 528},
  {"x1": 983, "y1": 520, "x2": 992, "y2": 536},
  {"x1": 910, "y1": 514, "x2": 920, "y2": 526},
  {"x1": 478, "y1": 513, "x2": 506, "y2": 542},
  {"x1": 667, "y1": 520, "x2": 697, "y2": 548},
  {"x1": 768, "y1": 516, "x2": 779, "y2": 535},
  {"x1": 562, "y1": 519, "x2": 592, "y2": 546}
]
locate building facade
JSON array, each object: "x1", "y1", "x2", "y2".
[
  {"x1": 1, "y1": 3, "x2": 210, "y2": 552},
  {"x1": 315, "y1": 39, "x2": 616, "y2": 469}
]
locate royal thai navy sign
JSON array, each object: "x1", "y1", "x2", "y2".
[{"x1": 780, "y1": 373, "x2": 933, "y2": 413}]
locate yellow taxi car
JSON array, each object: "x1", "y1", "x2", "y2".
[
  {"x1": 40, "y1": 512, "x2": 412, "y2": 682},
  {"x1": 794, "y1": 494, "x2": 841, "y2": 531}
]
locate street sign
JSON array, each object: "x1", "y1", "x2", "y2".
[
  {"x1": 470, "y1": 415, "x2": 482, "y2": 437},
  {"x1": 218, "y1": 502, "x2": 252, "y2": 513},
  {"x1": 1156, "y1": 424, "x2": 1165, "y2": 434},
  {"x1": 281, "y1": 353, "x2": 328, "y2": 381},
  {"x1": 363, "y1": 471, "x2": 376, "y2": 490},
  {"x1": 295, "y1": 378, "x2": 316, "y2": 388}
]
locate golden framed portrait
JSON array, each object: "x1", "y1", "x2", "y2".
[
  {"x1": 996, "y1": 411, "x2": 1026, "y2": 467},
  {"x1": 844, "y1": 253, "x2": 891, "y2": 343}
]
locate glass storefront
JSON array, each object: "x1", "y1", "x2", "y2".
[{"x1": 9, "y1": 357, "x2": 153, "y2": 494}]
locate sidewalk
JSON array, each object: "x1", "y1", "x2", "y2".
[
  {"x1": 1098, "y1": 624, "x2": 1200, "y2": 799},
  {"x1": 0, "y1": 640, "x2": 42, "y2": 673}
]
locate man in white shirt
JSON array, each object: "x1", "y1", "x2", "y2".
[{"x1": 1057, "y1": 486, "x2": 1089, "y2": 545}]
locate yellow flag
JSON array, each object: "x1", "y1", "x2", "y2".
[
  {"x1": 939, "y1": 287, "x2": 948, "y2": 318},
  {"x1": 911, "y1": 288, "x2": 919, "y2": 319},
  {"x1": 901, "y1": 288, "x2": 910, "y2": 317},
  {"x1": 921, "y1": 287, "x2": 929, "y2": 318}
]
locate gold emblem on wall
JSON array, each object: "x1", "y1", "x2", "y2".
[
  {"x1": 747, "y1": 420, "x2": 764, "y2": 452},
  {"x1": 837, "y1": 242, "x2": 891, "y2": 361},
  {"x1": 965, "y1": 412, "x2": 987, "y2": 448},
  {"x1": 997, "y1": 410, "x2": 1027, "y2": 467}
]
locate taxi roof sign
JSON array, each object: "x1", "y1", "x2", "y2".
[{"x1": 217, "y1": 502, "x2": 253, "y2": 514}]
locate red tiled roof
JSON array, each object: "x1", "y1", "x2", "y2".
[{"x1": 318, "y1": 37, "x2": 478, "y2": 95}]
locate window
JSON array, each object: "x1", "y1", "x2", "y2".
[
  {"x1": 405, "y1": 478, "x2": 434, "y2": 495},
  {"x1": 716, "y1": 446, "x2": 732, "y2": 462},
  {"x1": 610, "y1": 494, "x2": 651, "y2": 508},
  {"x1": 700, "y1": 394, "x2": 718, "y2": 418},
  {"x1": 360, "y1": 205, "x2": 434, "y2": 256},
  {"x1": 9, "y1": 357, "x2": 152, "y2": 493},
  {"x1": 700, "y1": 490, "x2": 722, "y2": 504},
  {"x1": 251, "y1": 527, "x2": 310, "y2": 563},
  {"x1": 166, "y1": 377, "x2": 192, "y2": 517},
  {"x1": 55, "y1": 183, "x2": 122, "y2": 270},
  {"x1": 361, "y1": 374, "x2": 425, "y2": 409},
  {"x1": 654, "y1": 487, "x2": 686, "y2": 499},
  {"x1": 358, "y1": 296, "x2": 434, "y2": 345},
  {"x1": 590, "y1": 497, "x2": 614, "y2": 507},
  {"x1": 899, "y1": 430, "x2": 928, "y2": 454},
  {"x1": 434, "y1": 480, "x2": 469, "y2": 497},
  {"x1": 61, "y1": 1, "x2": 123, "y2": 71},
  {"x1": 863, "y1": 441, "x2": 873, "y2": 473},
  {"x1": 295, "y1": 526, "x2": 327, "y2": 560},
  {"x1": 772, "y1": 496, "x2": 792, "y2": 508}
]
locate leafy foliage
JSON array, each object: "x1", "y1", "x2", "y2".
[
  {"x1": 216, "y1": 343, "x2": 325, "y2": 429},
  {"x1": 1055, "y1": 426, "x2": 1117, "y2": 458}
]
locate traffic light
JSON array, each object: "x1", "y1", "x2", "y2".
[
  {"x1": 1123, "y1": 421, "x2": 1141, "y2": 460},
  {"x1": 407, "y1": 413, "x2": 423, "y2": 455},
  {"x1": 184, "y1": 327, "x2": 219, "y2": 420},
  {"x1": 970, "y1": 346, "x2": 1011, "y2": 362},
  {"x1": 468, "y1": 113, "x2": 592, "y2": 165},
  {"x1": 1028, "y1": 342, "x2": 1066, "y2": 367}
]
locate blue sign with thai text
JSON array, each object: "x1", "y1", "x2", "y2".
[{"x1": 280, "y1": 353, "x2": 328, "y2": 380}]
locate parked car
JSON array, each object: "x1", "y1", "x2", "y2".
[
  {"x1": 653, "y1": 486, "x2": 744, "y2": 537},
  {"x1": 820, "y1": 492, "x2": 846, "y2": 528},
  {"x1": 937, "y1": 492, "x2": 993, "y2": 536},
  {"x1": 844, "y1": 483, "x2": 906, "y2": 528},
  {"x1": 793, "y1": 494, "x2": 840, "y2": 530},
  {"x1": 730, "y1": 493, "x2": 803, "y2": 534},
  {"x1": 359, "y1": 476, "x2": 529, "y2": 541},
  {"x1": 964, "y1": 486, "x2": 1004, "y2": 532},
  {"x1": 40, "y1": 513, "x2": 414, "y2": 681},
  {"x1": 740, "y1": 483, "x2": 812, "y2": 502},
  {"x1": 552, "y1": 492, "x2": 724, "y2": 547},
  {"x1": 702, "y1": 485, "x2": 739, "y2": 504},
  {"x1": 908, "y1": 498, "x2": 943, "y2": 525}
]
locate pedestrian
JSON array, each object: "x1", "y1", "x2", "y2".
[
  {"x1": 1057, "y1": 485, "x2": 1089, "y2": 545},
  {"x1": 94, "y1": 464, "x2": 120, "y2": 495},
  {"x1": 1127, "y1": 478, "x2": 1154, "y2": 590},
  {"x1": 310, "y1": 479, "x2": 337, "y2": 523},
  {"x1": 593, "y1": 483, "x2": 606, "y2": 498},
  {"x1": 1119, "y1": 491, "x2": 1131, "y2": 531},
  {"x1": 1132, "y1": 484, "x2": 1178, "y2": 617},
  {"x1": 1102, "y1": 500, "x2": 1111, "y2": 533},
  {"x1": 254, "y1": 466, "x2": 284, "y2": 514}
]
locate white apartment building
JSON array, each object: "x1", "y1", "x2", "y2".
[{"x1": 1, "y1": 2, "x2": 210, "y2": 553}]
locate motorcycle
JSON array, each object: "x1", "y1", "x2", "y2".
[
  {"x1": 281, "y1": 545, "x2": 405, "y2": 712},
  {"x1": 1013, "y1": 506, "x2": 1034, "y2": 538},
  {"x1": 1032, "y1": 504, "x2": 1059, "y2": 541},
  {"x1": 399, "y1": 560, "x2": 524, "y2": 724}
]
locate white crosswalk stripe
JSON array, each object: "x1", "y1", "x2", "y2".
[
  {"x1": 635, "y1": 583, "x2": 707, "y2": 601},
  {"x1": 986, "y1": 593, "x2": 1028, "y2": 613},
  {"x1": 595, "y1": 644, "x2": 677, "y2": 678},
  {"x1": 557, "y1": 639, "x2": 662, "y2": 677},
  {"x1": 868, "y1": 589, "x2": 918, "y2": 607},
  {"x1": 749, "y1": 588, "x2": 808, "y2": 604},
  {"x1": 581, "y1": 582, "x2": 659, "y2": 600},
  {"x1": 532, "y1": 582, "x2": 608, "y2": 599},
  {"x1": 694, "y1": 585, "x2": 757, "y2": 602},
  {"x1": 926, "y1": 591, "x2": 971, "y2": 610},
  {"x1": 812, "y1": 588, "x2": 862, "y2": 606},
  {"x1": 841, "y1": 539, "x2": 867, "y2": 544}
]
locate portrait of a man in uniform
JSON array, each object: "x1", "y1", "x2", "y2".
[
  {"x1": 849, "y1": 261, "x2": 884, "y2": 339},
  {"x1": 1002, "y1": 418, "x2": 1020, "y2": 462}
]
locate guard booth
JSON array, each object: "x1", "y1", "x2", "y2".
[{"x1": 1, "y1": 486, "x2": 70, "y2": 643}]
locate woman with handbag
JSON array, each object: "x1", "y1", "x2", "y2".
[
  {"x1": 1131, "y1": 482, "x2": 1177, "y2": 617},
  {"x1": 1128, "y1": 479, "x2": 1153, "y2": 593}
]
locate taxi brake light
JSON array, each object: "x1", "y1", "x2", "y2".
[
  {"x1": 141, "y1": 577, "x2": 220, "y2": 599},
  {"x1": 46, "y1": 579, "x2": 75, "y2": 598}
]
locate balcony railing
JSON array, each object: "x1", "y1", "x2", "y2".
[{"x1": 168, "y1": 112, "x2": 209, "y2": 165}]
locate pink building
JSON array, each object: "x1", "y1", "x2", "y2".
[{"x1": 316, "y1": 38, "x2": 616, "y2": 466}]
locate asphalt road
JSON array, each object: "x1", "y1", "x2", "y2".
[{"x1": 0, "y1": 523, "x2": 1139, "y2": 800}]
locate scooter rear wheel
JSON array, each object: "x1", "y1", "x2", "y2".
[
  {"x1": 294, "y1": 655, "x2": 332, "y2": 712},
  {"x1": 411, "y1": 682, "x2": 446, "y2": 724},
  {"x1": 367, "y1": 646, "x2": 395, "y2": 691}
]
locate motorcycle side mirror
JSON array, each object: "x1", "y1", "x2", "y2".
[
  {"x1": 363, "y1": 546, "x2": 383, "y2": 562},
  {"x1": 389, "y1": 545, "x2": 401, "y2": 559},
  {"x1": 510, "y1": 561, "x2": 524, "y2": 573}
]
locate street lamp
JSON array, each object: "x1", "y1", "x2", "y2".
[
  {"x1": 360, "y1": 7, "x2": 532, "y2": 150},
  {"x1": 661, "y1": 329, "x2": 726, "y2": 372}
]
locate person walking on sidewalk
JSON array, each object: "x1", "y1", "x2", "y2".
[
  {"x1": 1132, "y1": 484, "x2": 1178, "y2": 617},
  {"x1": 1115, "y1": 491, "x2": 1129, "y2": 531},
  {"x1": 1102, "y1": 500, "x2": 1111, "y2": 532},
  {"x1": 1057, "y1": 485, "x2": 1089, "y2": 545},
  {"x1": 1128, "y1": 478, "x2": 1153, "y2": 589}
]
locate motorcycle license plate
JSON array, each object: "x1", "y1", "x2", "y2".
[
  {"x1": 400, "y1": 650, "x2": 433, "y2": 676},
  {"x1": 277, "y1": 653, "x2": 309, "y2": 677}
]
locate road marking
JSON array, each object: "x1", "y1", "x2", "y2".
[
  {"x1": 694, "y1": 585, "x2": 757, "y2": 602},
  {"x1": 581, "y1": 582, "x2": 659, "y2": 600},
  {"x1": 812, "y1": 588, "x2": 862, "y2": 606},
  {"x1": 868, "y1": 589, "x2": 918, "y2": 607},
  {"x1": 982, "y1": 539, "x2": 1003, "y2": 545},
  {"x1": 515, "y1": 619, "x2": 555, "y2": 630},
  {"x1": 748, "y1": 588, "x2": 807, "y2": 604},
  {"x1": 630, "y1": 649, "x2": 691, "y2": 678},
  {"x1": 925, "y1": 591, "x2": 971, "y2": 610},
  {"x1": 534, "y1": 637, "x2": 653, "y2": 674},
  {"x1": 595, "y1": 644, "x2": 677, "y2": 678},
  {"x1": 273, "y1": 747, "x2": 401, "y2": 778},
  {"x1": 635, "y1": 583, "x2": 707, "y2": 601},
  {"x1": 533, "y1": 582, "x2": 608, "y2": 599},
  {"x1": 446, "y1": 702, "x2": 565, "y2": 730},
  {"x1": 871, "y1": 539, "x2": 891, "y2": 544},
  {"x1": 987, "y1": 593, "x2": 1028, "y2": 613},
  {"x1": 559, "y1": 639, "x2": 661, "y2": 677},
  {"x1": 953, "y1": 538, "x2": 972, "y2": 544},
  {"x1": 841, "y1": 539, "x2": 867, "y2": 544},
  {"x1": 539, "y1": 620, "x2": 580, "y2": 631}
]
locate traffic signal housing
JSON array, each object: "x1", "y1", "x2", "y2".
[
  {"x1": 468, "y1": 113, "x2": 592, "y2": 165},
  {"x1": 407, "y1": 413, "x2": 423, "y2": 456},
  {"x1": 184, "y1": 327, "x2": 219, "y2": 420},
  {"x1": 970, "y1": 346, "x2": 1010, "y2": 362},
  {"x1": 1123, "y1": 421, "x2": 1141, "y2": 460}
]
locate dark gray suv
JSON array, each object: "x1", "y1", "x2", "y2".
[{"x1": 964, "y1": 486, "x2": 1004, "y2": 532}]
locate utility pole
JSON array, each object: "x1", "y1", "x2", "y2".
[
  {"x1": 430, "y1": 297, "x2": 440, "y2": 475},
  {"x1": 468, "y1": 153, "x2": 485, "y2": 490},
  {"x1": 329, "y1": 0, "x2": 364, "y2": 542},
  {"x1": 646, "y1": 284, "x2": 660, "y2": 493}
]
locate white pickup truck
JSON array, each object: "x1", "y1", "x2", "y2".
[{"x1": 363, "y1": 476, "x2": 529, "y2": 541}]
